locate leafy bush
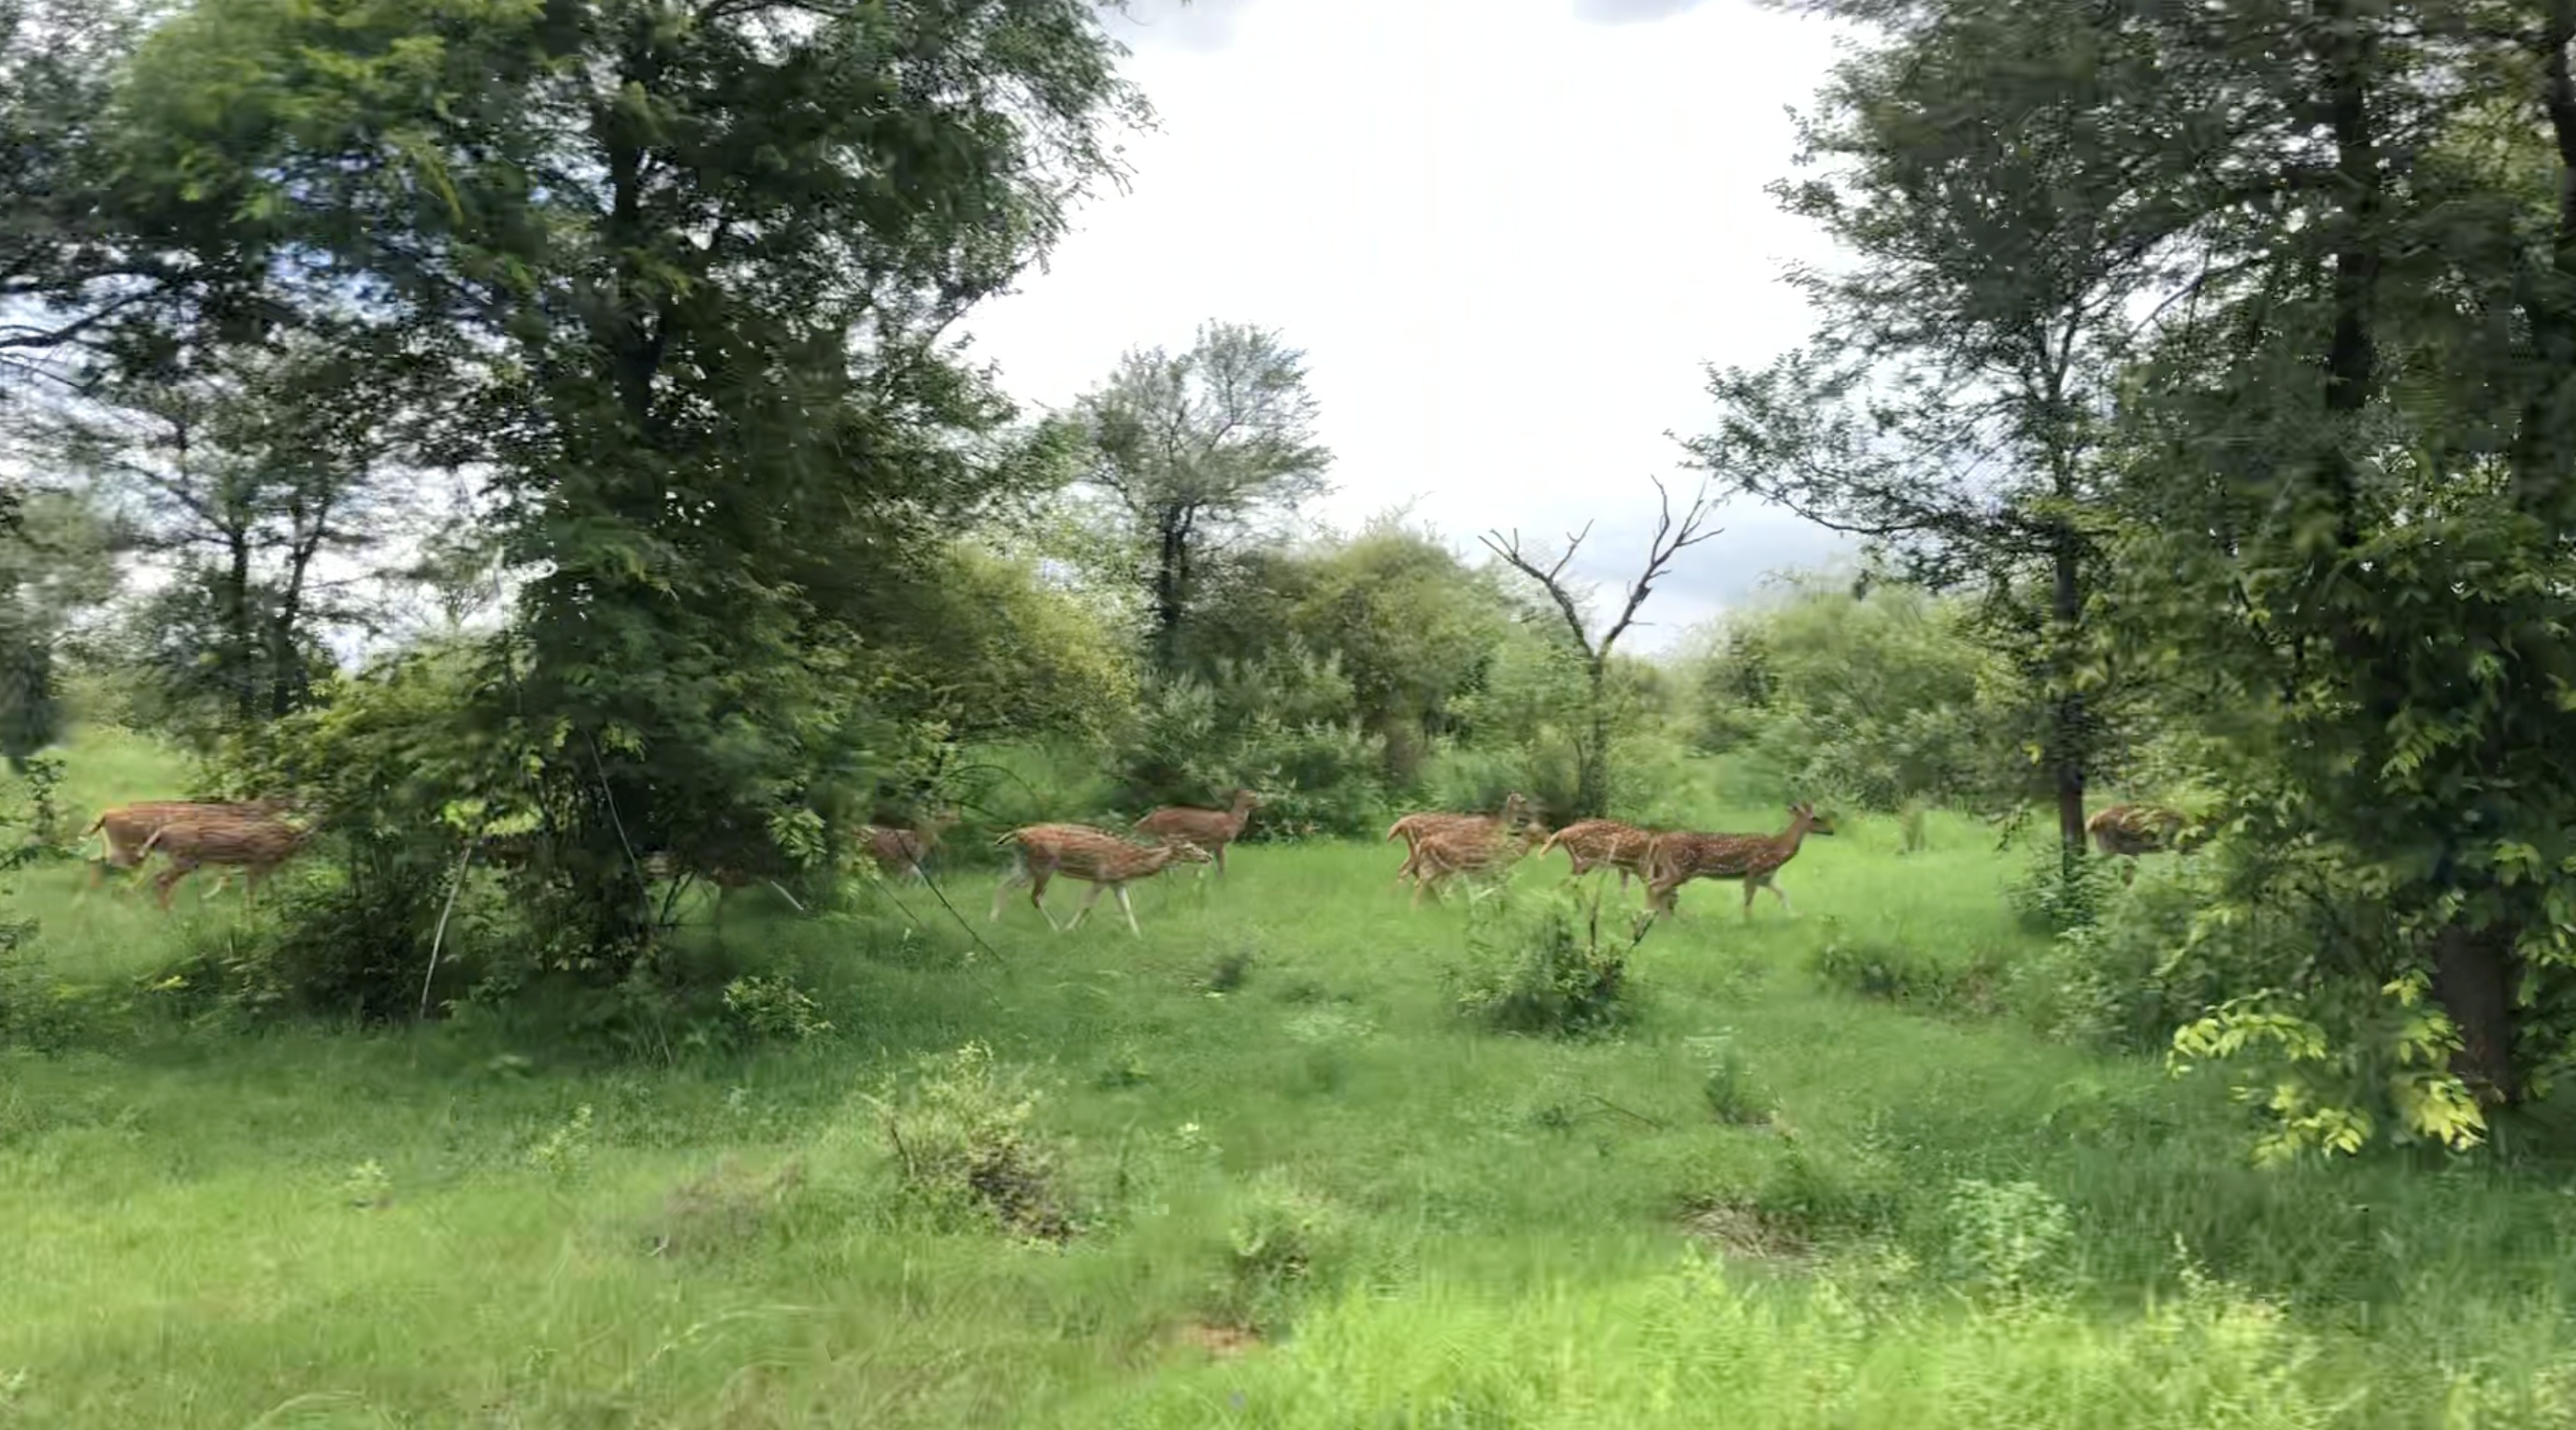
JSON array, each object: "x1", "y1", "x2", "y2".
[
  {"x1": 1210, "y1": 1167, "x2": 1354, "y2": 1334},
  {"x1": 1685, "y1": 1031, "x2": 1772, "y2": 1125},
  {"x1": 1682, "y1": 574, "x2": 2009, "y2": 811},
  {"x1": 869, "y1": 1042, "x2": 1075, "y2": 1242},
  {"x1": 721, "y1": 974, "x2": 833, "y2": 1045},
  {"x1": 2004, "y1": 837, "x2": 2130, "y2": 935},
  {"x1": 1810, "y1": 934, "x2": 2009, "y2": 1020},
  {"x1": 1943, "y1": 1178, "x2": 2076, "y2": 1298},
  {"x1": 1450, "y1": 890, "x2": 1645, "y2": 1037},
  {"x1": 1113, "y1": 644, "x2": 1388, "y2": 837}
]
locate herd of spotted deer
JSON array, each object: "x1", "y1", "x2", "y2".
[{"x1": 71, "y1": 779, "x2": 2203, "y2": 938}]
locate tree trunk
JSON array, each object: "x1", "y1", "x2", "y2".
[
  {"x1": 2432, "y1": 922, "x2": 2522, "y2": 1106},
  {"x1": 1151, "y1": 508, "x2": 1190, "y2": 675},
  {"x1": 1577, "y1": 658, "x2": 1610, "y2": 822},
  {"x1": 222, "y1": 527, "x2": 256, "y2": 724},
  {"x1": 2049, "y1": 524, "x2": 2086, "y2": 861}
]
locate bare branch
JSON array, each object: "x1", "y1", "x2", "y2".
[
  {"x1": 1479, "y1": 522, "x2": 1597, "y2": 661},
  {"x1": 1597, "y1": 475, "x2": 1723, "y2": 660},
  {"x1": 1481, "y1": 479, "x2": 1723, "y2": 666}
]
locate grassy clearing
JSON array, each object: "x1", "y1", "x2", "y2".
[{"x1": 5, "y1": 729, "x2": 2576, "y2": 1426}]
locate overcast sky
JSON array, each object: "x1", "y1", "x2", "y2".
[{"x1": 960, "y1": 0, "x2": 1861, "y2": 655}]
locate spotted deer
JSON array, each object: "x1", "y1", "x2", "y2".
[
  {"x1": 82, "y1": 797, "x2": 295, "y2": 894},
  {"x1": 138, "y1": 811, "x2": 314, "y2": 910},
  {"x1": 856, "y1": 808, "x2": 961, "y2": 882},
  {"x1": 1385, "y1": 793, "x2": 1531, "y2": 888},
  {"x1": 1642, "y1": 802, "x2": 1835, "y2": 920},
  {"x1": 1538, "y1": 818, "x2": 1665, "y2": 893},
  {"x1": 1133, "y1": 788, "x2": 1262, "y2": 877},
  {"x1": 989, "y1": 823, "x2": 1214, "y2": 937},
  {"x1": 2086, "y1": 803, "x2": 2189, "y2": 857},
  {"x1": 1406, "y1": 820, "x2": 1549, "y2": 908}
]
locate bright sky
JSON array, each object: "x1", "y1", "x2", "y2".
[{"x1": 962, "y1": 0, "x2": 1861, "y2": 655}]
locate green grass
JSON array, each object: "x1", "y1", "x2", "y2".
[{"x1": 5, "y1": 728, "x2": 2576, "y2": 1426}]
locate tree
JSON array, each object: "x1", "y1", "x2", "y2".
[
  {"x1": 0, "y1": 0, "x2": 266, "y2": 402},
  {"x1": 0, "y1": 465, "x2": 119, "y2": 770},
  {"x1": 2097, "y1": 0, "x2": 2576, "y2": 1145},
  {"x1": 50, "y1": 334, "x2": 408, "y2": 734},
  {"x1": 1688, "y1": 0, "x2": 2211, "y2": 873},
  {"x1": 1074, "y1": 320, "x2": 1333, "y2": 673},
  {"x1": 116, "y1": 0, "x2": 1147, "y2": 966},
  {"x1": 1481, "y1": 477, "x2": 1721, "y2": 821}
]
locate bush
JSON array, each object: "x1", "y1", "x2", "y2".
[
  {"x1": 2004, "y1": 837, "x2": 2129, "y2": 935},
  {"x1": 1685, "y1": 1031, "x2": 1772, "y2": 1125},
  {"x1": 1112, "y1": 645, "x2": 1389, "y2": 838},
  {"x1": 1210, "y1": 1167, "x2": 1354, "y2": 1334},
  {"x1": 869, "y1": 1042, "x2": 1075, "y2": 1242},
  {"x1": 1450, "y1": 890, "x2": 1645, "y2": 1037},
  {"x1": 1943, "y1": 1178, "x2": 2076, "y2": 1298},
  {"x1": 1810, "y1": 933, "x2": 2009, "y2": 1021}
]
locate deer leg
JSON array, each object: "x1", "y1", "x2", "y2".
[
  {"x1": 154, "y1": 859, "x2": 192, "y2": 911},
  {"x1": 1767, "y1": 879, "x2": 1793, "y2": 916},
  {"x1": 1066, "y1": 880, "x2": 1109, "y2": 932},
  {"x1": 1741, "y1": 879, "x2": 1760, "y2": 921},
  {"x1": 1029, "y1": 869, "x2": 1064, "y2": 931},
  {"x1": 1212, "y1": 843, "x2": 1227, "y2": 879},
  {"x1": 1115, "y1": 883, "x2": 1141, "y2": 937},
  {"x1": 989, "y1": 864, "x2": 1022, "y2": 922}
]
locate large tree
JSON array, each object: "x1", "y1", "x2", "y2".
[
  {"x1": 2102, "y1": 0, "x2": 2576, "y2": 1147},
  {"x1": 114, "y1": 0, "x2": 1148, "y2": 963},
  {"x1": 1074, "y1": 319, "x2": 1333, "y2": 674},
  {"x1": 1690, "y1": 0, "x2": 2212, "y2": 869}
]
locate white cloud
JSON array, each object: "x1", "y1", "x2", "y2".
[{"x1": 964, "y1": 0, "x2": 1857, "y2": 654}]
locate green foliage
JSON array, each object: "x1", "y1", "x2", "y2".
[
  {"x1": 1210, "y1": 1167, "x2": 1353, "y2": 1335},
  {"x1": 870, "y1": 1041, "x2": 1073, "y2": 1243},
  {"x1": 1942, "y1": 1178, "x2": 2075, "y2": 1299},
  {"x1": 1450, "y1": 889, "x2": 1643, "y2": 1037},
  {"x1": 1113, "y1": 642, "x2": 1386, "y2": 837},
  {"x1": 2003, "y1": 837, "x2": 2130, "y2": 936},
  {"x1": 1686, "y1": 1030, "x2": 1772, "y2": 1126},
  {"x1": 877, "y1": 540, "x2": 1140, "y2": 749},
  {"x1": 1810, "y1": 933, "x2": 2010, "y2": 1022},
  {"x1": 1683, "y1": 573, "x2": 2008, "y2": 811},
  {"x1": 1073, "y1": 320, "x2": 1333, "y2": 674},
  {"x1": 719, "y1": 974, "x2": 832, "y2": 1047}
]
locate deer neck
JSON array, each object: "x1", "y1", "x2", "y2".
[{"x1": 1777, "y1": 811, "x2": 1816, "y2": 858}]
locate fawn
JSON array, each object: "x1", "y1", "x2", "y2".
[
  {"x1": 856, "y1": 808, "x2": 961, "y2": 882},
  {"x1": 1538, "y1": 818, "x2": 1665, "y2": 893},
  {"x1": 83, "y1": 797, "x2": 295, "y2": 895},
  {"x1": 1642, "y1": 802, "x2": 1834, "y2": 920},
  {"x1": 138, "y1": 811, "x2": 314, "y2": 910},
  {"x1": 1385, "y1": 793, "x2": 1530, "y2": 888},
  {"x1": 1132, "y1": 788, "x2": 1262, "y2": 877},
  {"x1": 1406, "y1": 821, "x2": 1550, "y2": 907},
  {"x1": 990, "y1": 822, "x2": 1214, "y2": 937}
]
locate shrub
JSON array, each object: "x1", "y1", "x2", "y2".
[
  {"x1": 869, "y1": 1041, "x2": 1074, "y2": 1242},
  {"x1": 1210, "y1": 1167, "x2": 1354, "y2": 1334},
  {"x1": 2004, "y1": 837, "x2": 2131, "y2": 935},
  {"x1": 721, "y1": 974, "x2": 833, "y2": 1045},
  {"x1": 1810, "y1": 933, "x2": 2009, "y2": 1021},
  {"x1": 1449, "y1": 890, "x2": 1645, "y2": 1037},
  {"x1": 1943, "y1": 1178, "x2": 2076, "y2": 1298},
  {"x1": 1685, "y1": 1030, "x2": 1772, "y2": 1125}
]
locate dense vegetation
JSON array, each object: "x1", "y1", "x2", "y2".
[{"x1": 8, "y1": 0, "x2": 2576, "y2": 1420}]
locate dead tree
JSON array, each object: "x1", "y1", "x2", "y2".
[{"x1": 1481, "y1": 477, "x2": 1722, "y2": 820}]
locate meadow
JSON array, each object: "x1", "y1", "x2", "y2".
[{"x1": 6, "y1": 727, "x2": 2576, "y2": 1428}]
